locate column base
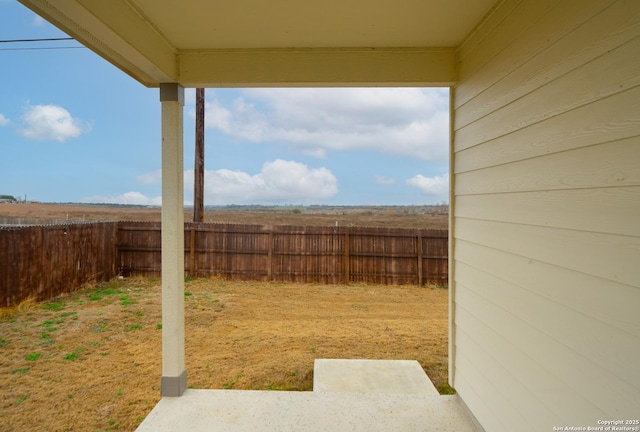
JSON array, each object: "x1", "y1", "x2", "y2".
[{"x1": 161, "y1": 369, "x2": 187, "y2": 397}]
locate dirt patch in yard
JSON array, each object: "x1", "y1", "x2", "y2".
[{"x1": 0, "y1": 278, "x2": 449, "y2": 431}]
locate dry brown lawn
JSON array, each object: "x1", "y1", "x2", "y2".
[{"x1": 0, "y1": 277, "x2": 449, "y2": 431}]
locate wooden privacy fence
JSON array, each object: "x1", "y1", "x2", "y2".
[
  {"x1": 0, "y1": 221, "x2": 448, "y2": 307},
  {"x1": 118, "y1": 222, "x2": 448, "y2": 286},
  {"x1": 0, "y1": 222, "x2": 118, "y2": 307}
]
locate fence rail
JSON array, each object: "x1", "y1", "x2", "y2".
[
  {"x1": 118, "y1": 222, "x2": 448, "y2": 286},
  {"x1": 0, "y1": 221, "x2": 448, "y2": 307}
]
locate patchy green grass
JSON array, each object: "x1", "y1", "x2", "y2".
[
  {"x1": 90, "y1": 319, "x2": 108, "y2": 333},
  {"x1": 64, "y1": 347, "x2": 85, "y2": 361},
  {"x1": 436, "y1": 382, "x2": 456, "y2": 395},
  {"x1": 120, "y1": 295, "x2": 137, "y2": 306},
  {"x1": 15, "y1": 394, "x2": 29, "y2": 405},
  {"x1": 124, "y1": 323, "x2": 142, "y2": 332},
  {"x1": 223, "y1": 373, "x2": 244, "y2": 390},
  {"x1": 41, "y1": 300, "x2": 66, "y2": 311}
]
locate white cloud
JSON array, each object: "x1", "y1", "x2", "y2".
[
  {"x1": 81, "y1": 192, "x2": 161, "y2": 206},
  {"x1": 406, "y1": 173, "x2": 449, "y2": 202},
  {"x1": 205, "y1": 98, "x2": 269, "y2": 143},
  {"x1": 33, "y1": 15, "x2": 46, "y2": 27},
  {"x1": 375, "y1": 175, "x2": 396, "y2": 185},
  {"x1": 20, "y1": 104, "x2": 90, "y2": 142},
  {"x1": 0, "y1": 114, "x2": 9, "y2": 126},
  {"x1": 136, "y1": 169, "x2": 162, "y2": 185},
  {"x1": 185, "y1": 159, "x2": 338, "y2": 205},
  {"x1": 201, "y1": 88, "x2": 449, "y2": 161},
  {"x1": 83, "y1": 160, "x2": 336, "y2": 206}
]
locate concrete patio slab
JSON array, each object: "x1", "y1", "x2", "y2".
[
  {"x1": 136, "y1": 389, "x2": 480, "y2": 432},
  {"x1": 313, "y1": 359, "x2": 439, "y2": 395}
]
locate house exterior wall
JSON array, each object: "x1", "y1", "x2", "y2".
[{"x1": 451, "y1": 0, "x2": 640, "y2": 430}]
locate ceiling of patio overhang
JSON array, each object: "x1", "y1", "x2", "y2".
[{"x1": 18, "y1": 0, "x2": 497, "y2": 87}]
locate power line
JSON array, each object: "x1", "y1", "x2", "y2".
[
  {"x1": 0, "y1": 37, "x2": 84, "y2": 51},
  {"x1": 0, "y1": 37, "x2": 75, "y2": 43},
  {"x1": 0, "y1": 46, "x2": 85, "y2": 51}
]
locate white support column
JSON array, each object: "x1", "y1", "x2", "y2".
[
  {"x1": 447, "y1": 86, "x2": 456, "y2": 389},
  {"x1": 159, "y1": 83, "x2": 186, "y2": 397}
]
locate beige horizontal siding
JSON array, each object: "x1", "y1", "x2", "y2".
[
  {"x1": 456, "y1": 218, "x2": 639, "y2": 286},
  {"x1": 454, "y1": 315, "x2": 577, "y2": 426},
  {"x1": 456, "y1": 138, "x2": 640, "y2": 194},
  {"x1": 456, "y1": 185, "x2": 640, "y2": 237},
  {"x1": 457, "y1": 0, "x2": 559, "y2": 91},
  {"x1": 456, "y1": 240, "x2": 640, "y2": 337},
  {"x1": 454, "y1": 87, "x2": 640, "y2": 167},
  {"x1": 455, "y1": 0, "x2": 522, "y2": 67},
  {"x1": 455, "y1": 287, "x2": 640, "y2": 423},
  {"x1": 456, "y1": 0, "x2": 640, "y2": 129},
  {"x1": 454, "y1": 343, "x2": 537, "y2": 427},
  {"x1": 457, "y1": 38, "x2": 640, "y2": 150},
  {"x1": 451, "y1": 0, "x2": 640, "y2": 429},
  {"x1": 456, "y1": 260, "x2": 640, "y2": 397},
  {"x1": 453, "y1": 353, "x2": 521, "y2": 432},
  {"x1": 454, "y1": 304, "x2": 609, "y2": 428},
  {"x1": 456, "y1": 0, "x2": 620, "y2": 109}
]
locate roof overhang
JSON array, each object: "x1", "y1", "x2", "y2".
[{"x1": 18, "y1": 0, "x2": 497, "y2": 87}]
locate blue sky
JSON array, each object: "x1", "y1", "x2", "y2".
[{"x1": 0, "y1": 2, "x2": 450, "y2": 206}]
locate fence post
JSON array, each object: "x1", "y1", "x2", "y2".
[
  {"x1": 190, "y1": 227, "x2": 196, "y2": 277},
  {"x1": 344, "y1": 229, "x2": 350, "y2": 284},
  {"x1": 268, "y1": 231, "x2": 274, "y2": 281},
  {"x1": 417, "y1": 233, "x2": 423, "y2": 286}
]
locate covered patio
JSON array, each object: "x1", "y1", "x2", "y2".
[
  {"x1": 18, "y1": 0, "x2": 640, "y2": 431},
  {"x1": 138, "y1": 359, "x2": 478, "y2": 431}
]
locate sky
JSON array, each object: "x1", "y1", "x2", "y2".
[{"x1": 0, "y1": 2, "x2": 450, "y2": 206}]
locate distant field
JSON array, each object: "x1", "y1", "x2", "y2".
[{"x1": 0, "y1": 203, "x2": 448, "y2": 229}]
